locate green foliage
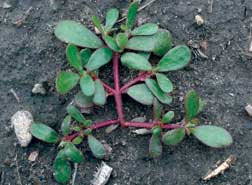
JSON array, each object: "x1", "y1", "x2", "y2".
[
  {"x1": 56, "y1": 71, "x2": 80, "y2": 94},
  {"x1": 127, "y1": 84, "x2": 154, "y2": 105},
  {"x1": 162, "y1": 128, "x2": 185, "y2": 145},
  {"x1": 66, "y1": 44, "x2": 82, "y2": 71},
  {"x1": 80, "y1": 48, "x2": 92, "y2": 66},
  {"x1": 132, "y1": 23, "x2": 158, "y2": 36},
  {"x1": 88, "y1": 135, "x2": 106, "y2": 159},
  {"x1": 80, "y1": 75, "x2": 95, "y2": 96},
  {"x1": 74, "y1": 91, "x2": 93, "y2": 108},
  {"x1": 92, "y1": 15, "x2": 104, "y2": 34},
  {"x1": 185, "y1": 90, "x2": 200, "y2": 121},
  {"x1": 105, "y1": 8, "x2": 119, "y2": 32},
  {"x1": 153, "y1": 98, "x2": 163, "y2": 119},
  {"x1": 149, "y1": 134, "x2": 162, "y2": 158},
  {"x1": 61, "y1": 115, "x2": 71, "y2": 136},
  {"x1": 116, "y1": 33, "x2": 128, "y2": 48},
  {"x1": 126, "y1": 1, "x2": 138, "y2": 30},
  {"x1": 93, "y1": 79, "x2": 106, "y2": 106},
  {"x1": 31, "y1": 123, "x2": 59, "y2": 143},
  {"x1": 162, "y1": 111, "x2": 174, "y2": 124},
  {"x1": 156, "y1": 73, "x2": 173, "y2": 93},
  {"x1": 64, "y1": 142, "x2": 84, "y2": 163},
  {"x1": 67, "y1": 105, "x2": 85, "y2": 123}
]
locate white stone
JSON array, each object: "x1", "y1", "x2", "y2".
[{"x1": 32, "y1": 83, "x2": 46, "y2": 95}]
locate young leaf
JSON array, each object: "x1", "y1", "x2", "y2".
[
  {"x1": 116, "y1": 33, "x2": 128, "y2": 49},
  {"x1": 80, "y1": 75, "x2": 95, "y2": 96},
  {"x1": 156, "y1": 73, "x2": 173, "y2": 93},
  {"x1": 92, "y1": 15, "x2": 103, "y2": 33},
  {"x1": 67, "y1": 105, "x2": 85, "y2": 123},
  {"x1": 153, "y1": 98, "x2": 163, "y2": 119},
  {"x1": 127, "y1": 84, "x2": 154, "y2": 105},
  {"x1": 104, "y1": 35, "x2": 122, "y2": 52},
  {"x1": 126, "y1": 1, "x2": 138, "y2": 30},
  {"x1": 88, "y1": 135, "x2": 106, "y2": 159},
  {"x1": 64, "y1": 142, "x2": 84, "y2": 163},
  {"x1": 74, "y1": 91, "x2": 94, "y2": 108},
  {"x1": 191, "y1": 125, "x2": 233, "y2": 148},
  {"x1": 145, "y1": 79, "x2": 172, "y2": 105},
  {"x1": 66, "y1": 44, "x2": 82, "y2": 71},
  {"x1": 152, "y1": 30, "x2": 173, "y2": 56},
  {"x1": 105, "y1": 8, "x2": 119, "y2": 31},
  {"x1": 93, "y1": 79, "x2": 106, "y2": 106},
  {"x1": 83, "y1": 120, "x2": 92, "y2": 128},
  {"x1": 61, "y1": 115, "x2": 71, "y2": 136},
  {"x1": 185, "y1": 90, "x2": 200, "y2": 121},
  {"x1": 53, "y1": 151, "x2": 71, "y2": 184},
  {"x1": 162, "y1": 128, "x2": 185, "y2": 145},
  {"x1": 54, "y1": 20, "x2": 103, "y2": 48},
  {"x1": 56, "y1": 71, "x2": 80, "y2": 94},
  {"x1": 121, "y1": 52, "x2": 152, "y2": 71},
  {"x1": 72, "y1": 136, "x2": 83, "y2": 145},
  {"x1": 80, "y1": 48, "x2": 92, "y2": 66},
  {"x1": 162, "y1": 111, "x2": 174, "y2": 124},
  {"x1": 86, "y1": 48, "x2": 113, "y2": 71},
  {"x1": 152, "y1": 126, "x2": 161, "y2": 136},
  {"x1": 31, "y1": 123, "x2": 59, "y2": 143},
  {"x1": 149, "y1": 135, "x2": 162, "y2": 158},
  {"x1": 131, "y1": 23, "x2": 158, "y2": 36},
  {"x1": 156, "y1": 45, "x2": 191, "y2": 72}
]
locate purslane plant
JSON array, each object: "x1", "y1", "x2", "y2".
[{"x1": 30, "y1": 1, "x2": 233, "y2": 184}]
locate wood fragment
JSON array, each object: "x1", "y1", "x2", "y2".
[
  {"x1": 208, "y1": 0, "x2": 214, "y2": 13},
  {"x1": 203, "y1": 155, "x2": 236, "y2": 181},
  {"x1": 28, "y1": 151, "x2": 39, "y2": 162},
  {"x1": 91, "y1": 162, "x2": 113, "y2": 185},
  {"x1": 13, "y1": 6, "x2": 33, "y2": 27},
  {"x1": 71, "y1": 163, "x2": 78, "y2": 185},
  {"x1": 10, "y1": 88, "x2": 21, "y2": 103}
]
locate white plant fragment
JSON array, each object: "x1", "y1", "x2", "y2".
[{"x1": 91, "y1": 162, "x2": 113, "y2": 185}]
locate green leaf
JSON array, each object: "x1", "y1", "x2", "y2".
[
  {"x1": 72, "y1": 136, "x2": 83, "y2": 145},
  {"x1": 80, "y1": 48, "x2": 92, "y2": 66},
  {"x1": 31, "y1": 123, "x2": 59, "y2": 143},
  {"x1": 152, "y1": 126, "x2": 161, "y2": 136},
  {"x1": 191, "y1": 125, "x2": 233, "y2": 148},
  {"x1": 61, "y1": 115, "x2": 71, "y2": 136},
  {"x1": 66, "y1": 44, "x2": 82, "y2": 71},
  {"x1": 138, "y1": 52, "x2": 151, "y2": 60},
  {"x1": 56, "y1": 71, "x2": 80, "y2": 94},
  {"x1": 105, "y1": 8, "x2": 119, "y2": 32},
  {"x1": 74, "y1": 91, "x2": 94, "y2": 108},
  {"x1": 53, "y1": 151, "x2": 71, "y2": 184},
  {"x1": 64, "y1": 142, "x2": 84, "y2": 163},
  {"x1": 67, "y1": 105, "x2": 85, "y2": 123},
  {"x1": 54, "y1": 20, "x2": 103, "y2": 48},
  {"x1": 162, "y1": 128, "x2": 185, "y2": 145},
  {"x1": 121, "y1": 52, "x2": 152, "y2": 71},
  {"x1": 88, "y1": 135, "x2": 106, "y2": 159},
  {"x1": 156, "y1": 73, "x2": 173, "y2": 93},
  {"x1": 152, "y1": 30, "x2": 173, "y2": 56},
  {"x1": 116, "y1": 33, "x2": 128, "y2": 49},
  {"x1": 80, "y1": 75, "x2": 95, "y2": 96},
  {"x1": 127, "y1": 84, "x2": 154, "y2": 105},
  {"x1": 93, "y1": 79, "x2": 106, "y2": 106},
  {"x1": 132, "y1": 23, "x2": 158, "y2": 36},
  {"x1": 149, "y1": 135, "x2": 162, "y2": 158},
  {"x1": 153, "y1": 98, "x2": 163, "y2": 119},
  {"x1": 162, "y1": 111, "x2": 174, "y2": 124},
  {"x1": 86, "y1": 48, "x2": 113, "y2": 71},
  {"x1": 126, "y1": 1, "x2": 138, "y2": 30},
  {"x1": 83, "y1": 120, "x2": 92, "y2": 127},
  {"x1": 104, "y1": 35, "x2": 122, "y2": 52},
  {"x1": 92, "y1": 15, "x2": 103, "y2": 33},
  {"x1": 156, "y1": 45, "x2": 191, "y2": 72},
  {"x1": 185, "y1": 90, "x2": 200, "y2": 121},
  {"x1": 145, "y1": 79, "x2": 172, "y2": 105}
]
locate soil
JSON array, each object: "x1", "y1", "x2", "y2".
[{"x1": 1, "y1": 0, "x2": 252, "y2": 184}]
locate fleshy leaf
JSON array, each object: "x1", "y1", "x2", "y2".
[
  {"x1": 185, "y1": 90, "x2": 200, "y2": 121},
  {"x1": 152, "y1": 126, "x2": 161, "y2": 136},
  {"x1": 156, "y1": 45, "x2": 191, "y2": 72},
  {"x1": 121, "y1": 52, "x2": 152, "y2": 71},
  {"x1": 145, "y1": 79, "x2": 172, "y2": 105},
  {"x1": 191, "y1": 125, "x2": 233, "y2": 148},
  {"x1": 131, "y1": 23, "x2": 158, "y2": 36},
  {"x1": 104, "y1": 35, "x2": 122, "y2": 52},
  {"x1": 127, "y1": 84, "x2": 154, "y2": 105},
  {"x1": 56, "y1": 71, "x2": 80, "y2": 94},
  {"x1": 88, "y1": 135, "x2": 106, "y2": 159},
  {"x1": 67, "y1": 105, "x2": 85, "y2": 123},
  {"x1": 153, "y1": 98, "x2": 163, "y2": 119},
  {"x1": 54, "y1": 20, "x2": 103, "y2": 48},
  {"x1": 105, "y1": 8, "x2": 119, "y2": 32},
  {"x1": 138, "y1": 52, "x2": 151, "y2": 60},
  {"x1": 162, "y1": 111, "x2": 174, "y2": 124},
  {"x1": 156, "y1": 73, "x2": 173, "y2": 93},
  {"x1": 80, "y1": 48, "x2": 92, "y2": 66},
  {"x1": 152, "y1": 30, "x2": 172, "y2": 56},
  {"x1": 74, "y1": 91, "x2": 94, "y2": 108},
  {"x1": 64, "y1": 142, "x2": 84, "y2": 163},
  {"x1": 61, "y1": 115, "x2": 71, "y2": 136},
  {"x1": 92, "y1": 15, "x2": 103, "y2": 33},
  {"x1": 116, "y1": 33, "x2": 128, "y2": 49},
  {"x1": 80, "y1": 75, "x2": 95, "y2": 96},
  {"x1": 86, "y1": 48, "x2": 113, "y2": 71},
  {"x1": 72, "y1": 136, "x2": 83, "y2": 145},
  {"x1": 126, "y1": 1, "x2": 138, "y2": 30},
  {"x1": 162, "y1": 128, "x2": 185, "y2": 145},
  {"x1": 66, "y1": 44, "x2": 82, "y2": 71},
  {"x1": 83, "y1": 120, "x2": 92, "y2": 127},
  {"x1": 149, "y1": 135, "x2": 162, "y2": 158},
  {"x1": 31, "y1": 123, "x2": 59, "y2": 143},
  {"x1": 93, "y1": 79, "x2": 106, "y2": 106}
]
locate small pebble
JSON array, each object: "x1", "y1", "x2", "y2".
[
  {"x1": 2, "y1": 2, "x2": 12, "y2": 8},
  {"x1": 245, "y1": 104, "x2": 252, "y2": 116},
  {"x1": 28, "y1": 151, "x2": 39, "y2": 162},
  {"x1": 131, "y1": 128, "x2": 151, "y2": 135},
  {"x1": 32, "y1": 83, "x2": 46, "y2": 95},
  {"x1": 195, "y1": 15, "x2": 204, "y2": 26}
]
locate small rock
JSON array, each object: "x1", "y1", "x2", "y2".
[
  {"x1": 11, "y1": 110, "x2": 33, "y2": 147},
  {"x1": 28, "y1": 151, "x2": 39, "y2": 162},
  {"x1": 2, "y1": 2, "x2": 12, "y2": 8},
  {"x1": 245, "y1": 104, "x2": 252, "y2": 116},
  {"x1": 32, "y1": 83, "x2": 46, "y2": 95},
  {"x1": 105, "y1": 124, "x2": 119, "y2": 134},
  {"x1": 195, "y1": 15, "x2": 204, "y2": 26},
  {"x1": 131, "y1": 116, "x2": 146, "y2": 123},
  {"x1": 132, "y1": 128, "x2": 151, "y2": 135}
]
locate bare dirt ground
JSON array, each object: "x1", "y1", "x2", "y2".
[{"x1": 1, "y1": 0, "x2": 252, "y2": 184}]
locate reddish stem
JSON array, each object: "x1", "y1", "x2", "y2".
[
  {"x1": 101, "y1": 81, "x2": 116, "y2": 94},
  {"x1": 90, "y1": 119, "x2": 119, "y2": 129},
  {"x1": 125, "y1": 122, "x2": 183, "y2": 129}
]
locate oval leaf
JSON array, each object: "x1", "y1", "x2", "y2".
[
  {"x1": 162, "y1": 128, "x2": 185, "y2": 145},
  {"x1": 67, "y1": 105, "x2": 85, "y2": 123},
  {"x1": 149, "y1": 135, "x2": 162, "y2": 158},
  {"x1": 104, "y1": 35, "x2": 122, "y2": 52},
  {"x1": 156, "y1": 45, "x2": 191, "y2": 72},
  {"x1": 86, "y1": 48, "x2": 113, "y2": 71},
  {"x1": 66, "y1": 44, "x2": 82, "y2": 71},
  {"x1": 92, "y1": 15, "x2": 103, "y2": 33},
  {"x1": 145, "y1": 79, "x2": 172, "y2": 105},
  {"x1": 162, "y1": 111, "x2": 174, "y2": 124},
  {"x1": 93, "y1": 79, "x2": 106, "y2": 106},
  {"x1": 31, "y1": 123, "x2": 59, "y2": 143},
  {"x1": 105, "y1": 8, "x2": 119, "y2": 31},
  {"x1": 127, "y1": 84, "x2": 154, "y2": 105},
  {"x1": 132, "y1": 23, "x2": 158, "y2": 36},
  {"x1": 153, "y1": 98, "x2": 163, "y2": 120},
  {"x1": 74, "y1": 91, "x2": 94, "y2": 108},
  {"x1": 116, "y1": 33, "x2": 128, "y2": 49},
  {"x1": 56, "y1": 71, "x2": 80, "y2": 94},
  {"x1": 88, "y1": 135, "x2": 106, "y2": 159},
  {"x1": 191, "y1": 125, "x2": 233, "y2": 148},
  {"x1": 185, "y1": 90, "x2": 199, "y2": 121},
  {"x1": 153, "y1": 30, "x2": 172, "y2": 56},
  {"x1": 80, "y1": 48, "x2": 92, "y2": 66},
  {"x1": 126, "y1": 1, "x2": 138, "y2": 30},
  {"x1": 64, "y1": 142, "x2": 84, "y2": 163},
  {"x1": 61, "y1": 115, "x2": 71, "y2": 136},
  {"x1": 156, "y1": 73, "x2": 173, "y2": 93},
  {"x1": 80, "y1": 75, "x2": 95, "y2": 96},
  {"x1": 121, "y1": 52, "x2": 152, "y2": 71},
  {"x1": 54, "y1": 20, "x2": 103, "y2": 48}
]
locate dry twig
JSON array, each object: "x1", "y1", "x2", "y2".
[
  {"x1": 13, "y1": 6, "x2": 33, "y2": 27},
  {"x1": 10, "y1": 88, "x2": 21, "y2": 103},
  {"x1": 14, "y1": 154, "x2": 23, "y2": 185}
]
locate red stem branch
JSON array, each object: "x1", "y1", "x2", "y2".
[{"x1": 125, "y1": 122, "x2": 183, "y2": 129}]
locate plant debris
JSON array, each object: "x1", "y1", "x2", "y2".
[
  {"x1": 245, "y1": 104, "x2": 252, "y2": 116},
  {"x1": 32, "y1": 83, "x2": 46, "y2": 95},
  {"x1": 195, "y1": 15, "x2": 204, "y2": 26},
  {"x1": 28, "y1": 151, "x2": 39, "y2": 162},
  {"x1": 91, "y1": 162, "x2": 113, "y2": 185},
  {"x1": 13, "y1": 6, "x2": 33, "y2": 27}
]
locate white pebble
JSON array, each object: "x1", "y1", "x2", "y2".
[
  {"x1": 195, "y1": 15, "x2": 204, "y2": 26},
  {"x1": 245, "y1": 104, "x2": 252, "y2": 117},
  {"x1": 32, "y1": 83, "x2": 46, "y2": 95}
]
